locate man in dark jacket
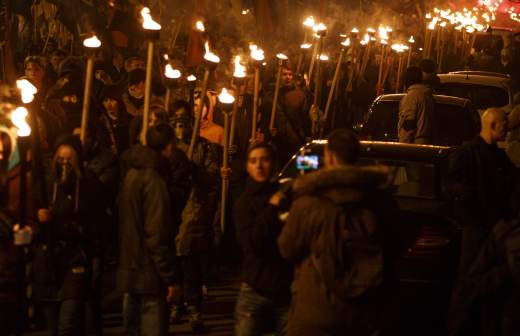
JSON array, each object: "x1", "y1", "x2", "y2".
[
  {"x1": 233, "y1": 143, "x2": 293, "y2": 335},
  {"x1": 118, "y1": 124, "x2": 177, "y2": 336},
  {"x1": 278, "y1": 129, "x2": 397, "y2": 336}
]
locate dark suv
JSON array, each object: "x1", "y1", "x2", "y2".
[
  {"x1": 280, "y1": 140, "x2": 460, "y2": 335},
  {"x1": 357, "y1": 94, "x2": 480, "y2": 146}
]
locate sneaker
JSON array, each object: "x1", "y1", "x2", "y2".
[{"x1": 169, "y1": 304, "x2": 185, "y2": 324}]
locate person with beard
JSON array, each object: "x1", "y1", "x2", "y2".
[
  {"x1": 32, "y1": 135, "x2": 105, "y2": 336},
  {"x1": 118, "y1": 124, "x2": 178, "y2": 336},
  {"x1": 168, "y1": 101, "x2": 220, "y2": 332},
  {"x1": 97, "y1": 85, "x2": 131, "y2": 156},
  {"x1": 268, "y1": 65, "x2": 311, "y2": 164}
]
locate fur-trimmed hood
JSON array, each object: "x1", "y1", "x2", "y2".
[{"x1": 292, "y1": 165, "x2": 390, "y2": 204}]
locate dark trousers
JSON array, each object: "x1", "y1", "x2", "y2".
[
  {"x1": 123, "y1": 293, "x2": 168, "y2": 336},
  {"x1": 42, "y1": 299, "x2": 85, "y2": 336},
  {"x1": 173, "y1": 254, "x2": 210, "y2": 311}
]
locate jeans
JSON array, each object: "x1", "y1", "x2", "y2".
[
  {"x1": 234, "y1": 283, "x2": 288, "y2": 336},
  {"x1": 123, "y1": 293, "x2": 168, "y2": 336}
]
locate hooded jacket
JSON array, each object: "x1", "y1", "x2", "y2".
[
  {"x1": 117, "y1": 144, "x2": 176, "y2": 294},
  {"x1": 398, "y1": 84, "x2": 435, "y2": 144},
  {"x1": 278, "y1": 165, "x2": 398, "y2": 334}
]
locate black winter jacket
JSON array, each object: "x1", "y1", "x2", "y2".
[
  {"x1": 233, "y1": 178, "x2": 292, "y2": 300},
  {"x1": 117, "y1": 144, "x2": 176, "y2": 295}
]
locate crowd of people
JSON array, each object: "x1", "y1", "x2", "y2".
[{"x1": 1, "y1": 2, "x2": 520, "y2": 336}]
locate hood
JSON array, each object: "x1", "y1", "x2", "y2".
[
  {"x1": 125, "y1": 144, "x2": 161, "y2": 170},
  {"x1": 292, "y1": 165, "x2": 389, "y2": 204}
]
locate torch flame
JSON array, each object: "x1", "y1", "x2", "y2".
[
  {"x1": 164, "y1": 64, "x2": 181, "y2": 79},
  {"x1": 141, "y1": 7, "x2": 161, "y2": 30},
  {"x1": 409, "y1": 35, "x2": 415, "y2": 44},
  {"x1": 341, "y1": 37, "x2": 351, "y2": 47},
  {"x1": 351, "y1": 28, "x2": 359, "y2": 33},
  {"x1": 276, "y1": 53, "x2": 288, "y2": 60},
  {"x1": 11, "y1": 107, "x2": 31, "y2": 137},
  {"x1": 250, "y1": 45, "x2": 265, "y2": 61},
  {"x1": 301, "y1": 43, "x2": 312, "y2": 49},
  {"x1": 83, "y1": 35, "x2": 101, "y2": 48},
  {"x1": 391, "y1": 43, "x2": 407, "y2": 53},
  {"x1": 319, "y1": 54, "x2": 329, "y2": 61},
  {"x1": 218, "y1": 88, "x2": 235, "y2": 105},
  {"x1": 203, "y1": 41, "x2": 221, "y2": 63},
  {"x1": 187, "y1": 75, "x2": 197, "y2": 82},
  {"x1": 378, "y1": 26, "x2": 389, "y2": 40},
  {"x1": 16, "y1": 79, "x2": 37, "y2": 104},
  {"x1": 196, "y1": 21, "x2": 205, "y2": 32},
  {"x1": 303, "y1": 16, "x2": 315, "y2": 27},
  {"x1": 312, "y1": 23, "x2": 327, "y2": 32},
  {"x1": 233, "y1": 56, "x2": 247, "y2": 78}
]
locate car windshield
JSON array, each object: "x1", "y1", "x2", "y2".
[
  {"x1": 367, "y1": 100, "x2": 478, "y2": 146},
  {"x1": 437, "y1": 83, "x2": 508, "y2": 110}
]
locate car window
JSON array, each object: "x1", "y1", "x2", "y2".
[
  {"x1": 434, "y1": 103, "x2": 478, "y2": 146},
  {"x1": 367, "y1": 101, "x2": 399, "y2": 140},
  {"x1": 437, "y1": 83, "x2": 508, "y2": 110},
  {"x1": 359, "y1": 159, "x2": 438, "y2": 199}
]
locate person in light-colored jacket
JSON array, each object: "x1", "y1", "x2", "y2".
[{"x1": 398, "y1": 66, "x2": 435, "y2": 144}]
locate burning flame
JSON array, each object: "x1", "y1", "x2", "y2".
[
  {"x1": 250, "y1": 45, "x2": 265, "y2": 61},
  {"x1": 391, "y1": 43, "x2": 408, "y2": 53},
  {"x1": 218, "y1": 88, "x2": 235, "y2": 105},
  {"x1": 409, "y1": 36, "x2": 415, "y2": 44},
  {"x1": 233, "y1": 56, "x2": 246, "y2": 78},
  {"x1": 196, "y1": 21, "x2": 205, "y2": 32},
  {"x1": 83, "y1": 35, "x2": 101, "y2": 48},
  {"x1": 378, "y1": 26, "x2": 389, "y2": 40},
  {"x1": 16, "y1": 79, "x2": 37, "y2": 104},
  {"x1": 11, "y1": 107, "x2": 31, "y2": 137},
  {"x1": 428, "y1": 18, "x2": 438, "y2": 30},
  {"x1": 312, "y1": 23, "x2": 327, "y2": 32},
  {"x1": 164, "y1": 64, "x2": 181, "y2": 79},
  {"x1": 351, "y1": 28, "x2": 360, "y2": 34},
  {"x1": 301, "y1": 43, "x2": 312, "y2": 49},
  {"x1": 341, "y1": 37, "x2": 351, "y2": 47},
  {"x1": 203, "y1": 41, "x2": 220, "y2": 63},
  {"x1": 361, "y1": 34, "x2": 370, "y2": 45},
  {"x1": 276, "y1": 53, "x2": 288, "y2": 60},
  {"x1": 163, "y1": 54, "x2": 169, "y2": 60},
  {"x1": 319, "y1": 54, "x2": 329, "y2": 61},
  {"x1": 141, "y1": 7, "x2": 161, "y2": 30},
  {"x1": 303, "y1": 16, "x2": 315, "y2": 27},
  {"x1": 187, "y1": 75, "x2": 197, "y2": 82}
]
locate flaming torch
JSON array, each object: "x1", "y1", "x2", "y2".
[
  {"x1": 249, "y1": 44, "x2": 265, "y2": 143},
  {"x1": 269, "y1": 53, "x2": 288, "y2": 134},
  {"x1": 140, "y1": 7, "x2": 161, "y2": 145},
  {"x1": 80, "y1": 34, "x2": 101, "y2": 145},
  {"x1": 229, "y1": 56, "x2": 247, "y2": 149},
  {"x1": 407, "y1": 35, "x2": 415, "y2": 67},
  {"x1": 377, "y1": 27, "x2": 389, "y2": 95},
  {"x1": 16, "y1": 80, "x2": 37, "y2": 104},
  {"x1": 392, "y1": 43, "x2": 408, "y2": 93},
  {"x1": 320, "y1": 37, "x2": 350, "y2": 138},
  {"x1": 164, "y1": 64, "x2": 181, "y2": 112},
  {"x1": 308, "y1": 22, "x2": 327, "y2": 82},
  {"x1": 187, "y1": 41, "x2": 220, "y2": 159},
  {"x1": 218, "y1": 87, "x2": 235, "y2": 233}
]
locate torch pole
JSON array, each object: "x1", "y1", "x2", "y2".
[
  {"x1": 250, "y1": 66, "x2": 260, "y2": 143},
  {"x1": 18, "y1": 136, "x2": 29, "y2": 229},
  {"x1": 164, "y1": 86, "x2": 172, "y2": 112},
  {"x1": 220, "y1": 110, "x2": 230, "y2": 233},
  {"x1": 229, "y1": 94, "x2": 239, "y2": 150},
  {"x1": 295, "y1": 52, "x2": 304, "y2": 76},
  {"x1": 80, "y1": 55, "x2": 95, "y2": 145},
  {"x1": 269, "y1": 59, "x2": 283, "y2": 132},
  {"x1": 377, "y1": 44, "x2": 386, "y2": 95},
  {"x1": 396, "y1": 53, "x2": 404, "y2": 93},
  {"x1": 140, "y1": 41, "x2": 155, "y2": 145},
  {"x1": 320, "y1": 46, "x2": 345, "y2": 138},
  {"x1": 407, "y1": 44, "x2": 413, "y2": 67},
  {"x1": 360, "y1": 43, "x2": 372, "y2": 78},
  {"x1": 188, "y1": 68, "x2": 210, "y2": 160},
  {"x1": 308, "y1": 40, "x2": 319, "y2": 82}
]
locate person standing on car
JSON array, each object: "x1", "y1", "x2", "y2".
[
  {"x1": 278, "y1": 129, "x2": 399, "y2": 336},
  {"x1": 233, "y1": 142, "x2": 293, "y2": 336},
  {"x1": 118, "y1": 124, "x2": 177, "y2": 336},
  {"x1": 398, "y1": 66, "x2": 435, "y2": 144}
]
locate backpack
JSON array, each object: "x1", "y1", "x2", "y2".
[{"x1": 312, "y1": 201, "x2": 384, "y2": 299}]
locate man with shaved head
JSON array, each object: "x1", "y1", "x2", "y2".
[{"x1": 448, "y1": 108, "x2": 519, "y2": 335}]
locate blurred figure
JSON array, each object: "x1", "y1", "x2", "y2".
[
  {"x1": 506, "y1": 106, "x2": 520, "y2": 168},
  {"x1": 97, "y1": 85, "x2": 131, "y2": 156},
  {"x1": 419, "y1": 59, "x2": 441, "y2": 92},
  {"x1": 233, "y1": 143, "x2": 292, "y2": 336}
]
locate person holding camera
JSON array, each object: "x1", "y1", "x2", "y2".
[
  {"x1": 278, "y1": 129, "x2": 398, "y2": 336},
  {"x1": 233, "y1": 142, "x2": 293, "y2": 336}
]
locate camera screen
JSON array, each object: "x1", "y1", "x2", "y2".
[{"x1": 296, "y1": 155, "x2": 320, "y2": 171}]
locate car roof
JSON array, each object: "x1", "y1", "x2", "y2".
[
  {"x1": 448, "y1": 71, "x2": 510, "y2": 79},
  {"x1": 305, "y1": 140, "x2": 454, "y2": 162},
  {"x1": 374, "y1": 94, "x2": 471, "y2": 107},
  {"x1": 438, "y1": 73, "x2": 511, "y2": 89}
]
